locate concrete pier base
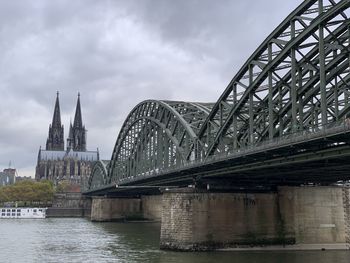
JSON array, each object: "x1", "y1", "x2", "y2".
[
  {"x1": 91, "y1": 197, "x2": 142, "y2": 221},
  {"x1": 141, "y1": 195, "x2": 163, "y2": 220},
  {"x1": 90, "y1": 195, "x2": 162, "y2": 222},
  {"x1": 160, "y1": 186, "x2": 350, "y2": 251},
  {"x1": 278, "y1": 186, "x2": 349, "y2": 246}
]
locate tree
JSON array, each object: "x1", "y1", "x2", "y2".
[
  {"x1": 55, "y1": 180, "x2": 71, "y2": 193},
  {"x1": 0, "y1": 180, "x2": 54, "y2": 205}
]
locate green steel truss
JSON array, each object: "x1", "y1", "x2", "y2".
[
  {"x1": 106, "y1": 100, "x2": 213, "y2": 185},
  {"x1": 198, "y1": 0, "x2": 350, "y2": 157},
  {"x1": 87, "y1": 0, "x2": 350, "y2": 192},
  {"x1": 87, "y1": 160, "x2": 109, "y2": 190}
]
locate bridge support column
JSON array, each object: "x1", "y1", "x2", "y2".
[
  {"x1": 160, "y1": 186, "x2": 350, "y2": 251},
  {"x1": 90, "y1": 195, "x2": 163, "y2": 222},
  {"x1": 90, "y1": 196, "x2": 142, "y2": 222},
  {"x1": 278, "y1": 186, "x2": 350, "y2": 248}
]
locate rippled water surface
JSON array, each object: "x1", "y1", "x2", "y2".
[{"x1": 0, "y1": 218, "x2": 349, "y2": 263}]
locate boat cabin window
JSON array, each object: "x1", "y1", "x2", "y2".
[
  {"x1": 7, "y1": 209, "x2": 10, "y2": 212},
  {"x1": 1, "y1": 213, "x2": 5, "y2": 216},
  {"x1": 33, "y1": 209, "x2": 37, "y2": 213},
  {"x1": 39, "y1": 209, "x2": 42, "y2": 212},
  {"x1": 17, "y1": 209, "x2": 20, "y2": 212},
  {"x1": 12, "y1": 209, "x2": 15, "y2": 212},
  {"x1": 1, "y1": 209, "x2": 5, "y2": 212}
]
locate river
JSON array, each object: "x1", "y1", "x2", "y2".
[{"x1": 0, "y1": 218, "x2": 349, "y2": 263}]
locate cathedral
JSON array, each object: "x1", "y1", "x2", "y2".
[{"x1": 35, "y1": 92, "x2": 99, "y2": 190}]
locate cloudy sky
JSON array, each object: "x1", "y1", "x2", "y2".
[{"x1": 0, "y1": 0, "x2": 302, "y2": 177}]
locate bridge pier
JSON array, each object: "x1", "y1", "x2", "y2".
[
  {"x1": 90, "y1": 195, "x2": 162, "y2": 222},
  {"x1": 160, "y1": 186, "x2": 350, "y2": 251}
]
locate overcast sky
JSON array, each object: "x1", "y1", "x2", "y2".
[{"x1": 0, "y1": 0, "x2": 302, "y2": 177}]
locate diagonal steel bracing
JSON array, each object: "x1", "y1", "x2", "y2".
[{"x1": 198, "y1": 0, "x2": 350, "y2": 157}]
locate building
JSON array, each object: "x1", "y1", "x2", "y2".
[
  {"x1": 0, "y1": 168, "x2": 16, "y2": 186},
  {"x1": 35, "y1": 92, "x2": 99, "y2": 189}
]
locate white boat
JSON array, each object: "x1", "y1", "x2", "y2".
[{"x1": 0, "y1": 207, "x2": 46, "y2": 219}]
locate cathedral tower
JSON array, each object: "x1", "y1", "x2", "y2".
[
  {"x1": 69, "y1": 93, "x2": 86, "y2": 152},
  {"x1": 46, "y1": 92, "x2": 64, "y2": 150}
]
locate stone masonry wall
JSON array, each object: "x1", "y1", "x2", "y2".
[
  {"x1": 47, "y1": 192, "x2": 91, "y2": 217},
  {"x1": 52, "y1": 192, "x2": 86, "y2": 208},
  {"x1": 160, "y1": 186, "x2": 349, "y2": 251},
  {"x1": 343, "y1": 187, "x2": 350, "y2": 247},
  {"x1": 160, "y1": 188, "x2": 289, "y2": 251},
  {"x1": 141, "y1": 195, "x2": 162, "y2": 221},
  {"x1": 278, "y1": 186, "x2": 347, "y2": 244},
  {"x1": 161, "y1": 189, "x2": 195, "y2": 250},
  {"x1": 90, "y1": 197, "x2": 142, "y2": 222}
]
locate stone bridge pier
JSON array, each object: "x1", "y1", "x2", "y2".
[
  {"x1": 89, "y1": 186, "x2": 350, "y2": 251},
  {"x1": 90, "y1": 195, "x2": 162, "y2": 222},
  {"x1": 160, "y1": 186, "x2": 350, "y2": 251}
]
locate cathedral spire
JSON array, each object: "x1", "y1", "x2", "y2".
[
  {"x1": 67, "y1": 121, "x2": 73, "y2": 151},
  {"x1": 71, "y1": 93, "x2": 86, "y2": 151},
  {"x1": 52, "y1": 91, "x2": 62, "y2": 128},
  {"x1": 73, "y1": 92, "x2": 83, "y2": 129},
  {"x1": 46, "y1": 92, "x2": 64, "y2": 151}
]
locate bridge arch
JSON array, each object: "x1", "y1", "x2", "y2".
[
  {"x1": 197, "y1": 0, "x2": 350, "y2": 157},
  {"x1": 108, "y1": 100, "x2": 213, "y2": 184},
  {"x1": 87, "y1": 160, "x2": 109, "y2": 191}
]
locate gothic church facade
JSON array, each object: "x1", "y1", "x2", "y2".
[{"x1": 35, "y1": 93, "x2": 99, "y2": 189}]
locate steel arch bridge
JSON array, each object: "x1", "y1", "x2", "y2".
[
  {"x1": 87, "y1": 160, "x2": 109, "y2": 190},
  {"x1": 86, "y1": 0, "x2": 350, "y2": 195}
]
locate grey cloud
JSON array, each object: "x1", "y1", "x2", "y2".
[{"x1": 0, "y1": 0, "x2": 302, "y2": 175}]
